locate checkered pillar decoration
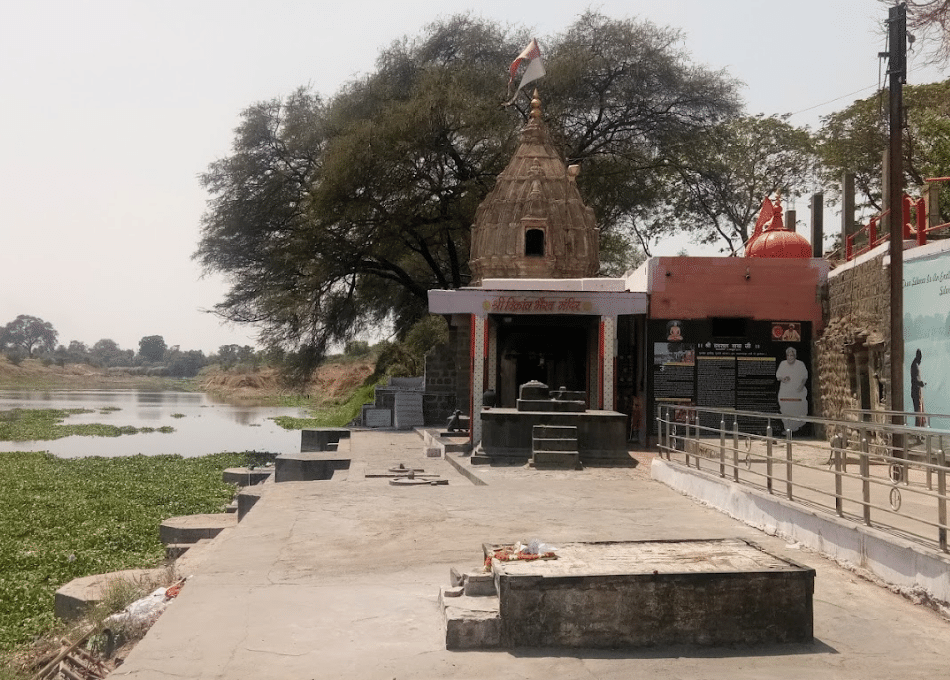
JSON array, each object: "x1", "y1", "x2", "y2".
[
  {"x1": 471, "y1": 315, "x2": 487, "y2": 445},
  {"x1": 601, "y1": 317, "x2": 616, "y2": 410},
  {"x1": 487, "y1": 319, "x2": 497, "y2": 392}
]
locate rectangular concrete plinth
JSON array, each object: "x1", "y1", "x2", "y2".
[
  {"x1": 300, "y1": 428, "x2": 350, "y2": 452},
  {"x1": 488, "y1": 539, "x2": 814, "y2": 648},
  {"x1": 275, "y1": 453, "x2": 351, "y2": 481},
  {"x1": 481, "y1": 409, "x2": 627, "y2": 462}
]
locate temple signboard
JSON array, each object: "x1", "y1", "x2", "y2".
[
  {"x1": 428, "y1": 288, "x2": 647, "y2": 317},
  {"x1": 486, "y1": 295, "x2": 591, "y2": 313}
]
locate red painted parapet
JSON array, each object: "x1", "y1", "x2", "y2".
[{"x1": 846, "y1": 183, "x2": 950, "y2": 260}]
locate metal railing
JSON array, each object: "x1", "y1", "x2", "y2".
[{"x1": 656, "y1": 405, "x2": 950, "y2": 553}]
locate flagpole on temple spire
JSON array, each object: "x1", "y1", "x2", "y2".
[{"x1": 504, "y1": 38, "x2": 545, "y2": 106}]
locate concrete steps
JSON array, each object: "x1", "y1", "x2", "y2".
[
  {"x1": 441, "y1": 565, "x2": 501, "y2": 649},
  {"x1": 531, "y1": 424, "x2": 580, "y2": 469}
]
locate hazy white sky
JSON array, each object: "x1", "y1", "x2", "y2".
[{"x1": 1, "y1": 0, "x2": 946, "y2": 354}]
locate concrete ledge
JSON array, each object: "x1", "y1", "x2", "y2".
[
  {"x1": 55, "y1": 568, "x2": 164, "y2": 620},
  {"x1": 300, "y1": 428, "x2": 351, "y2": 452},
  {"x1": 651, "y1": 457, "x2": 950, "y2": 611},
  {"x1": 237, "y1": 485, "x2": 264, "y2": 520},
  {"x1": 159, "y1": 513, "x2": 237, "y2": 545},
  {"x1": 442, "y1": 452, "x2": 488, "y2": 486},
  {"x1": 222, "y1": 467, "x2": 273, "y2": 486},
  {"x1": 275, "y1": 453, "x2": 351, "y2": 481}
]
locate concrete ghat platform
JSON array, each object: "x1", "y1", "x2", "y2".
[{"x1": 109, "y1": 432, "x2": 950, "y2": 680}]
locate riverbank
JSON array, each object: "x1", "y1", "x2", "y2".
[
  {"x1": 0, "y1": 358, "x2": 191, "y2": 391},
  {"x1": 0, "y1": 357, "x2": 376, "y2": 408}
]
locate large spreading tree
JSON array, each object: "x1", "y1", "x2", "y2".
[
  {"x1": 196, "y1": 12, "x2": 741, "y2": 374},
  {"x1": 1, "y1": 315, "x2": 58, "y2": 357}
]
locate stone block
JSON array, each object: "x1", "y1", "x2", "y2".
[
  {"x1": 441, "y1": 589, "x2": 502, "y2": 650},
  {"x1": 394, "y1": 391, "x2": 425, "y2": 430},
  {"x1": 363, "y1": 408, "x2": 392, "y2": 428}
]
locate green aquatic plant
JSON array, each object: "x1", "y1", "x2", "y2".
[
  {"x1": 0, "y1": 450, "x2": 273, "y2": 652},
  {"x1": 0, "y1": 409, "x2": 176, "y2": 441}
]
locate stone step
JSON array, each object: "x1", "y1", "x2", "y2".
[
  {"x1": 532, "y1": 437, "x2": 579, "y2": 452},
  {"x1": 531, "y1": 451, "x2": 581, "y2": 469},
  {"x1": 450, "y1": 566, "x2": 497, "y2": 597},
  {"x1": 533, "y1": 424, "x2": 578, "y2": 439},
  {"x1": 159, "y1": 513, "x2": 237, "y2": 545},
  {"x1": 440, "y1": 587, "x2": 502, "y2": 650}
]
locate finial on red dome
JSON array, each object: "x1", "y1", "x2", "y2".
[{"x1": 745, "y1": 191, "x2": 812, "y2": 259}]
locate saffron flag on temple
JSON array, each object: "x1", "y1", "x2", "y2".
[
  {"x1": 506, "y1": 38, "x2": 545, "y2": 105},
  {"x1": 749, "y1": 196, "x2": 774, "y2": 245}
]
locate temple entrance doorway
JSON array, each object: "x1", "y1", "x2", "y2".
[{"x1": 494, "y1": 315, "x2": 596, "y2": 408}]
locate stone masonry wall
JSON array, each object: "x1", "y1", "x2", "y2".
[
  {"x1": 423, "y1": 340, "x2": 458, "y2": 426},
  {"x1": 817, "y1": 253, "x2": 891, "y2": 426}
]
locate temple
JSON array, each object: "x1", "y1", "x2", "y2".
[{"x1": 427, "y1": 91, "x2": 829, "y2": 459}]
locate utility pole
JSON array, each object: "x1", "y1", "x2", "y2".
[{"x1": 885, "y1": 3, "x2": 907, "y2": 437}]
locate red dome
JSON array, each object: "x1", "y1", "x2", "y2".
[
  {"x1": 745, "y1": 199, "x2": 812, "y2": 258},
  {"x1": 745, "y1": 229, "x2": 812, "y2": 258}
]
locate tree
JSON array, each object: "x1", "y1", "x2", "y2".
[
  {"x1": 138, "y1": 335, "x2": 167, "y2": 364},
  {"x1": 196, "y1": 13, "x2": 740, "y2": 377},
  {"x1": 91, "y1": 339, "x2": 129, "y2": 368},
  {"x1": 653, "y1": 115, "x2": 817, "y2": 254},
  {"x1": 817, "y1": 79, "x2": 950, "y2": 221},
  {"x1": 344, "y1": 340, "x2": 371, "y2": 358},
  {"x1": 217, "y1": 344, "x2": 240, "y2": 368},
  {"x1": 1, "y1": 315, "x2": 58, "y2": 357}
]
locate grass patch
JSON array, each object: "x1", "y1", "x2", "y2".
[
  {"x1": 272, "y1": 381, "x2": 379, "y2": 429},
  {"x1": 0, "y1": 450, "x2": 272, "y2": 654},
  {"x1": 0, "y1": 408, "x2": 176, "y2": 441}
]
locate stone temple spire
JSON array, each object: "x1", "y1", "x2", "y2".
[{"x1": 468, "y1": 91, "x2": 600, "y2": 284}]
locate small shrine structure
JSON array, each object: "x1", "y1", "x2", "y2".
[{"x1": 428, "y1": 93, "x2": 646, "y2": 460}]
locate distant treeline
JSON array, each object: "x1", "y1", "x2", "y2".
[{"x1": 1, "y1": 313, "x2": 450, "y2": 380}]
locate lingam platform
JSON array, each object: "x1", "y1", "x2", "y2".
[
  {"x1": 442, "y1": 538, "x2": 815, "y2": 649},
  {"x1": 476, "y1": 381, "x2": 629, "y2": 465}
]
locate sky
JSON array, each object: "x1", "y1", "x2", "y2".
[{"x1": 1, "y1": 1, "x2": 947, "y2": 355}]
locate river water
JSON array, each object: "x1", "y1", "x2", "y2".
[{"x1": 0, "y1": 390, "x2": 308, "y2": 458}]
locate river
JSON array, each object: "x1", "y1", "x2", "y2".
[{"x1": 0, "y1": 389, "x2": 308, "y2": 458}]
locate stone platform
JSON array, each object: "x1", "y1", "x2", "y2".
[
  {"x1": 443, "y1": 538, "x2": 815, "y2": 649},
  {"x1": 478, "y1": 408, "x2": 628, "y2": 463}
]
